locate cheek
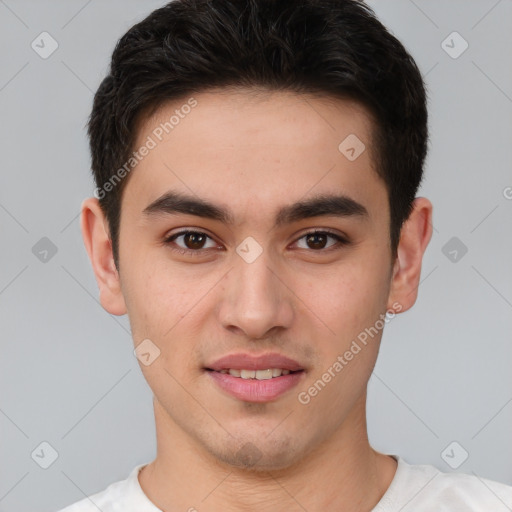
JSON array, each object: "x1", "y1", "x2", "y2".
[
  {"x1": 122, "y1": 257, "x2": 214, "y2": 365},
  {"x1": 294, "y1": 264, "x2": 387, "y2": 416},
  {"x1": 298, "y1": 259, "x2": 390, "y2": 342},
  {"x1": 125, "y1": 266, "x2": 204, "y2": 387},
  {"x1": 122, "y1": 252, "x2": 192, "y2": 322}
]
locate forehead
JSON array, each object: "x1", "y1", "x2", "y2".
[
  {"x1": 137, "y1": 88, "x2": 376, "y2": 157},
  {"x1": 123, "y1": 88, "x2": 387, "y2": 224}
]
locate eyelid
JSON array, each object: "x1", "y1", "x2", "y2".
[
  {"x1": 294, "y1": 227, "x2": 348, "y2": 241},
  {"x1": 292, "y1": 229, "x2": 349, "y2": 250},
  {"x1": 164, "y1": 229, "x2": 221, "y2": 253}
]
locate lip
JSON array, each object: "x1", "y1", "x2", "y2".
[
  {"x1": 205, "y1": 352, "x2": 304, "y2": 372},
  {"x1": 207, "y1": 370, "x2": 305, "y2": 403},
  {"x1": 205, "y1": 352, "x2": 306, "y2": 403}
]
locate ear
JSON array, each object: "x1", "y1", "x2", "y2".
[
  {"x1": 387, "y1": 197, "x2": 433, "y2": 314},
  {"x1": 80, "y1": 197, "x2": 127, "y2": 316}
]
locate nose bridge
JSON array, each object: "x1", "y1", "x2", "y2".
[
  {"x1": 219, "y1": 242, "x2": 294, "y2": 338},
  {"x1": 234, "y1": 244, "x2": 279, "y2": 309}
]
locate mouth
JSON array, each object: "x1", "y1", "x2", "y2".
[
  {"x1": 204, "y1": 366, "x2": 305, "y2": 403},
  {"x1": 204, "y1": 352, "x2": 306, "y2": 402},
  {"x1": 205, "y1": 368, "x2": 304, "y2": 379}
]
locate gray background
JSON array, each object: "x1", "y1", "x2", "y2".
[{"x1": 0, "y1": 1, "x2": 511, "y2": 511}]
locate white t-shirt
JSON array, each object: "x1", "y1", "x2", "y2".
[{"x1": 55, "y1": 455, "x2": 512, "y2": 511}]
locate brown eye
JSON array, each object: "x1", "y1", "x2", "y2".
[
  {"x1": 182, "y1": 232, "x2": 207, "y2": 250},
  {"x1": 164, "y1": 230, "x2": 217, "y2": 254},
  {"x1": 306, "y1": 232, "x2": 328, "y2": 249},
  {"x1": 295, "y1": 230, "x2": 348, "y2": 251}
]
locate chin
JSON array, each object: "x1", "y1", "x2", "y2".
[{"x1": 206, "y1": 432, "x2": 302, "y2": 472}]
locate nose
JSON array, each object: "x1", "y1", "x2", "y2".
[{"x1": 217, "y1": 247, "x2": 294, "y2": 340}]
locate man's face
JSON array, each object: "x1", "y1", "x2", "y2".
[{"x1": 116, "y1": 89, "x2": 396, "y2": 470}]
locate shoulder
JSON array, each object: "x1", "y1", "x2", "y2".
[
  {"x1": 414, "y1": 465, "x2": 512, "y2": 511},
  {"x1": 377, "y1": 455, "x2": 512, "y2": 512},
  {"x1": 54, "y1": 463, "x2": 151, "y2": 512}
]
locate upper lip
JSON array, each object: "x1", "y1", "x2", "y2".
[{"x1": 206, "y1": 353, "x2": 304, "y2": 372}]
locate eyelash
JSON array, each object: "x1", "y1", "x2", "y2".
[{"x1": 163, "y1": 229, "x2": 349, "y2": 257}]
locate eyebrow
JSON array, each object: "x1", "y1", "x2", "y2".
[{"x1": 142, "y1": 190, "x2": 369, "y2": 227}]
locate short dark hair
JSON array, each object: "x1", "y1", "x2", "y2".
[{"x1": 88, "y1": 0, "x2": 428, "y2": 270}]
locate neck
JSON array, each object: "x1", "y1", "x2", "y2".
[{"x1": 138, "y1": 393, "x2": 397, "y2": 512}]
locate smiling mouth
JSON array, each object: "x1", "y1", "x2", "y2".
[{"x1": 205, "y1": 368, "x2": 304, "y2": 380}]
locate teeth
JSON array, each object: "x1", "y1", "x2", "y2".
[
  {"x1": 240, "y1": 369, "x2": 256, "y2": 379},
  {"x1": 220, "y1": 368, "x2": 294, "y2": 379},
  {"x1": 255, "y1": 369, "x2": 273, "y2": 380}
]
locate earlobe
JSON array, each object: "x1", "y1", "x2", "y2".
[
  {"x1": 80, "y1": 197, "x2": 127, "y2": 316},
  {"x1": 387, "y1": 197, "x2": 433, "y2": 314}
]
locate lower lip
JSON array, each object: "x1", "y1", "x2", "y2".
[{"x1": 207, "y1": 370, "x2": 304, "y2": 403}]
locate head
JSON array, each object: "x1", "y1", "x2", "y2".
[{"x1": 82, "y1": 0, "x2": 432, "y2": 471}]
